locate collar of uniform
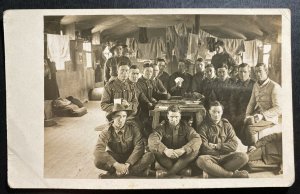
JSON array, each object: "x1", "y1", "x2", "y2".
[
  {"x1": 127, "y1": 79, "x2": 135, "y2": 85},
  {"x1": 258, "y1": 78, "x2": 270, "y2": 88},
  {"x1": 140, "y1": 76, "x2": 149, "y2": 82},
  {"x1": 207, "y1": 116, "x2": 224, "y2": 128},
  {"x1": 116, "y1": 78, "x2": 127, "y2": 85},
  {"x1": 113, "y1": 125, "x2": 125, "y2": 135}
]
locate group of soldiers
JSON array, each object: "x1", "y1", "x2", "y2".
[{"x1": 94, "y1": 40, "x2": 282, "y2": 178}]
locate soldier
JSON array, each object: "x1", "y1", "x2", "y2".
[
  {"x1": 229, "y1": 63, "x2": 255, "y2": 139},
  {"x1": 244, "y1": 63, "x2": 282, "y2": 152},
  {"x1": 94, "y1": 104, "x2": 155, "y2": 178},
  {"x1": 196, "y1": 101, "x2": 249, "y2": 178},
  {"x1": 152, "y1": 63, "x2": 171, "y2": 100},
  {"x1": 211, "y1": 40, "x2": 236, "y2": 72},
  {"x1": 156, "y1": 58, "x2": 170, "y2": 90},
  {"x1": 168, "y1": 59, "x2": 193, "y2": 97},
  {"x1": 104, "y1": 41, "x2": 132, "y2": 83},
  {"x1": 100, "y1": 61, "x2": 138, "y2": 114},
  {"x1": 192, "y1": 58, "x2": 205, "y2": 93},
  {"x1": 148, "y1": 105, "x2": 202, "y2": 178}
]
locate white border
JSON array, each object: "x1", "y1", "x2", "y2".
[{"x1": 4, "y1": 8, "x2": 294, "y2": 189}]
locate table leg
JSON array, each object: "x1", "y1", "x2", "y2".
[{"x1": 152, "y1": 112, "x2": 160, "y2": 129}]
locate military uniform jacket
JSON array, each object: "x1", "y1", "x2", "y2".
[
  {"x1": 137, "y1": 76, "x2": 156, "y2": 102},
  {"x1": 148, "y1": 121, "x2": 202, "y2": 155},
  {"x1": 211, "y1": 51, "x2": 237, "y2": 70},
  {"x1": 94, "y1": 122, "x2": 144, "y2": 167},
  {"x1": 191, "y1": 71, "x2": 205, "y2": 92},
  {"x1": 157, "y1": 71, "x2": 170, "y2": 90},
  {"x1": 100, "y1": 78, "x2": 138, "y2": 114},
  {"x1": 197, "y1": 117, "x2": 238, "y2": 156}
]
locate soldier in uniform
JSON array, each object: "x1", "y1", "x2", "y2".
[
  {"x1": 148, "y1": 105, "x2": 202, "y2": 178},
  {"x1": 229, "y1": 63, "x2": 255, "y2": 139},
  {"x1": 152, "y1": 63, "x2": 171, "y2": 100},
  {"x1": 192, "y1": 58, "x2": 205, "y2": 93},
  {"x1": 156, "y1": 58, "x2": 170, "y2": 90},
  {"x1": 196, "y1": 101, "x2": 249, "y2": 178},
  {"x1": 94, "y1": 104, "x2": 155, "y2": 178},
  {"x1": 100, "y1": 61, "x2": 138, "y2": 114},
  {"x1": 104, "y1": 41, "x2": 132, "y2": 83},
  {"x1": 168, "y1": 59, "x2": 193, "y2": 97}
]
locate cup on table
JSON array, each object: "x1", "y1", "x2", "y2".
[{"x1": 114, "y1": 98, "x2": 122, "y2": 105}]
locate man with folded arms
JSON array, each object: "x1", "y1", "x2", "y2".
[
  {"x1": 148, "y1": 105, "x2": 202, "y2": 178},
  {"x1": 196, "y1": 101, "x2": 249, "y2": 178},
  {"x1": 94, "y1": 104, "x2": 155, "y2": 178}
]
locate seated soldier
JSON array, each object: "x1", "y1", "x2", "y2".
[
  {"x1": 94, "y1": 104, "x2": 155, "y2": 178},
  {"x1": 247, "y1": 132, "x2": 282, "y2": 175},
  {"x1": 168, "y1": 59, "x2": 193, "y2": 97},
  {"x1": 196, "y1": 101, "x2": 249, "y2": 178},
  {"x1": 191, "y1": 58, "x2": 205, "y2": 93},
  {"x1": 148, "y1": 105, "x2": 202, "y2": 178},
  {"x1": 100, "y1": 61, "x2": 138, "y2": 114},
  {"x1": 152, "y1": 63, "x2": 171, "y2": 100},
  {"x1": 244, "y1": 63, "x2": 282, "y2": 152},
  {"x1": 156, "y1": 58, "x2": 170, "y2": 90}
]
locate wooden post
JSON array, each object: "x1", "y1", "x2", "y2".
[{"x1": 194, "y1": 15, "x2": 200, "y2": 34}]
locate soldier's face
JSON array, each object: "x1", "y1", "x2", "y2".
[
  {"x1": 158, "y1": 62, "x2": 166, "y2": 72},
  {"x1": 196, "y1": 61, "x2": 205, "y2": 72},
  {"x1": 205, "y1": 67, "x2": 215, "y2": 79},
  {"x1": 153, "y1": 65, "x2": 159, "y2": 78},
  {"x1": 143, "y1": 67, "x2": 153, "y2": 80},
  {"x1": 255, "y1": 66, "x2": 268, "y2": 82},
  {"x1": 112, "y1": 111, "x2": 127, "y2": 129},
  {"x1": 216, "y1": 45, "x2": 224, "y2": 54},
  {"x1": 239, "y1": 67, "x2": 250, "y2": 81},
  {"x1": 129, "y1": 69, "x2": 140, "y2": 83},
  {"x1": 217, "y1": 67, "x2": 228, "y2": 81},
  {"x1": 209, "y1": 106, "x2": 223, "y2": 123},
  {"x1": 167, "y1": 111, "x2": 181, "y2": 126},
  {"x1": 118, "y1": 65, "x2": 129, "y2": 81},
  {"x1": 114, "y1": 46, "x2": 123, "y2": 56},
  {"x1": 178, "y1": 62, "x2": 187, "y2": 73}
]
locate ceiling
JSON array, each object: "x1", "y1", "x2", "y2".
[{"x1": 46, "y1": 14, "x2": 281, "y2": 41}]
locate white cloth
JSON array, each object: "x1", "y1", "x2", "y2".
[
  {"x1": 243, "y1": 40, "x2": 260, "y2": 66},
  {"x1": 47, "y1": 34, "x2": 71, "y2": 70}
]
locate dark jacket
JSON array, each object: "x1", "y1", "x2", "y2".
[
  {"x1": 94, "y1": 122, "x2": 144, "y2": 167},
  {"x1": 148, "y1": 120, "x2": 202, "y2": 154},
  {"x1": 168, "y1": 72, "x2": 193, "y2": 96},
  {"x1": 192, "y1": 71, "x2": 205, "y2": 92},
  {"x1": 137, "y1": 76, "x2": 156, "y2": 103},
  {"x1": 100, "y1": 78, "x2": 138, "y2": 114},
  {"x1": 157, "y1": 71, "x2": 170, "y2": 90},
  {"x1": 104, "y1": 56, "x2": 132, "y2": 82},
  {"x1": 211, "y1": 52, "x2": 236, "y2": 70},
  {"x1": 197, "y1": 117, "x2": 238, "y2": 156}
]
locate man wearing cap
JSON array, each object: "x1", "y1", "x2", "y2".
[
  {"x1": 168, "y1": 59, "x2": 193, "y2": 97},
  {"x1": 196, "y1": 101, "x2": 249, "y2": 178},
  {"x1": 211, "y1": 40, "x2": 236, "y2": 72},
  {"x1": 100, "y1": 62, "x2": 138, "y2": 114},
  {"x1": 148, "y1": 105, "x2": 202, "y2": 178},
  {"x1": 94, "y1": 104, "x2": 155, "y2": 178},
  {"x1": 243, "y1": 63, "x2": 282, "y2": 152},
  {"x1": 156, "y1": 58, "x2": 170, "y2": 90},
  {"x1": 152, "y1": 63, "x2": 171, "y2": 100},
  {"x1": 104, "y1": 41, "x2": 132, "y2": 83}
]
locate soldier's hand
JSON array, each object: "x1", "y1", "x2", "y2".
[
  {"x1": 174, "y1": 148, "x2": 186, "y2": 157},
  {"x1": 113, "y1": 162, "x2": 127, "y2": 176},
  {"x1": 208, "y1": 143, "x2": 217, "y2": 149},
  {"x1": 121, "y1": 99, "x2": 130, "y2": 108},
  {"x1": 164, "y1": 148, "x2": 178, "y2": 159}
]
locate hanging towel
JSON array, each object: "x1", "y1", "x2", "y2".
[
  {"x1": 243, "y1": 40, "x2": 259, "y2": 66},
  {"x1": 187, "y1": 33, "x2": 208, "y2": 61},
  {"x1": 137, "y1": 37, "x2": 165, "y2": 59},
  {"x1": 166, "y1": 24, "x2": 188, "y2": 60},
  {"x1": 139, "y1": 27, "x2": 148, "y2": 43},
  {"x1": 219, "y1": 38, "x2": 245, "y2": 56},
  {"x1": 47, "y1": 34, "x2": 71, "y2": 70}
]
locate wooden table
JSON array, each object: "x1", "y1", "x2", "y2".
[{"x1": 149, "y1": 100, "x2": 206, "y2": 129}]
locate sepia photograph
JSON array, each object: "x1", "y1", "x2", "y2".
[{"x1": 5, "y1": 9, "x2": 294, "y2": 189}]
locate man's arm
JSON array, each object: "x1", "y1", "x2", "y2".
[
  {"x1": 217, "y1": 122, "x2": 238, "y2": 154},
  {"x1": 182, "y1": 126, "x2": 202, "y2": 154},
  {"x1": 104, "y1": 59, "x2": 111, "y2": 83},
  {"x1": 148, "y1": 125, "x2": 167, "y2": 154},
  {"x1": 100, "y1": 86, "x2": 113, "y2": 112},
  {"x1": 94, "y1": 129, "x2": 116, "y2": 167},
  {"x1": 126, "y1": 124, "x2": 145, "y2": 166},
  {"x1": 198, "y1": 126, "x2": 220, "y2": 156}
]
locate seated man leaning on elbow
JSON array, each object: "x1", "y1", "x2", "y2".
[
  {"x1": 243, "y1": 63, "x2": 282, "y2": 152},
  {"x1": 196, "y1": 101, "x2": 249, "y2": 178},
  {"x1": 94, "y1": 104, "x2": 155, "y2": 178},
  {"x1": 148, "y1": 105, "x2": 202, "y2": 178}
]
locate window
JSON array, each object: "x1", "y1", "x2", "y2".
[{"x1": 83, "y1": 42, "x2": 92, "y2": 68}]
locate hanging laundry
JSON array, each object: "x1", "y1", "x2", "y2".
[
  {"x1": 219, "y1": 38, "x2": 245, "y2": 56},
  {"x1": 166, "y1": 23, "x2": 188, "y2": 60},
  {"x1": 137, "y1": 37, "x2": 165, "y2": 59},
  {"x1": 243, "y1": 40, "x2": 259, "y2": 66},
  {"x1": 47, "y1": 34, "x2": 71, "y2": 70},
  {"x1": 187, "y1": 33, "x2": 207, "y2": 61},
  {"x1": 126, "y1": 38, "x2": 138, "y2": 58},
  {"x1": 206, "y1": 37, "x2": 216, "y2": 52}
]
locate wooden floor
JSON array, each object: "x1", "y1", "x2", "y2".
[{"x1": 44, "y1": 101, "x2": 282, "y2": 179}]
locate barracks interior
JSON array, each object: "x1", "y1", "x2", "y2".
[{"x1": 44, "y1": 15, "x2": 283, "y2": 179}]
